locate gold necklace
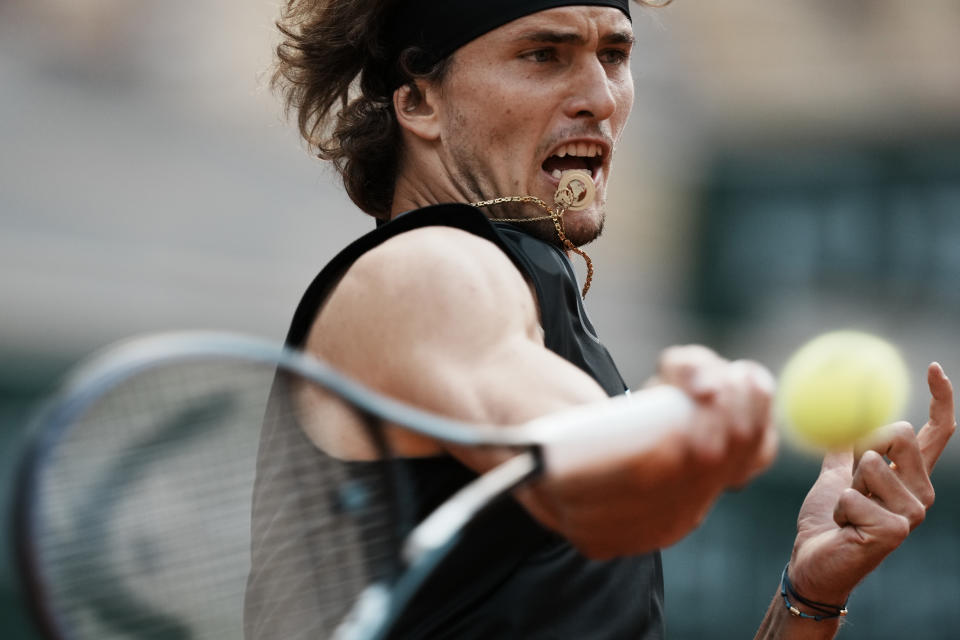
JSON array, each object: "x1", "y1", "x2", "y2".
[{"x1": 471, "y1": 171, "x2": 596, "y2": 297}]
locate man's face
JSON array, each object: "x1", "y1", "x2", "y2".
[{"x1": 433, "y1": 6, "x2": 635, "y2": 246}]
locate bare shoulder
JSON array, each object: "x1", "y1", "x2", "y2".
[
  {"x1": 350, "y1": 225, "x2": 531, "y2": 310},
  {"x1": 307, "y1": 225, "x2": 540, "y2": 374}
]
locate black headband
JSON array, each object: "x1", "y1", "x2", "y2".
[{"x1": 385, "y1": 0, "x2": 631, "y2": 86}]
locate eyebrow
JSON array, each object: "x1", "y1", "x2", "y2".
[{"x1": 514, "y1": 29, "x2": 635, "y2": 46}]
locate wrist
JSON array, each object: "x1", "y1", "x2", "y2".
[
  {"x1": 780, "y1": 563, "x2": 849, "y2": 622},
  {"x1": 787, "y1": 552, "x2": 853, "y2": 606}
]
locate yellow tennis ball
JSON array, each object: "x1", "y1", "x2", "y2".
[{"x1": 777, "y1": 330, "x2": 910, "y2": 450}]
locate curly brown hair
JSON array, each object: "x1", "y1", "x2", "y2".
[{"x1": 272, "y1": 0, "x2": 672, "y2": 218}]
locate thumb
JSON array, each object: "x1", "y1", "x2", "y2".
[{"x1": 821, "y1": 449, "x2": 854, "y2": 475}]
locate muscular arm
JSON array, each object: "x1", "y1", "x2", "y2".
[
  {"x1": 305, "y1": 225, "x2": 775, "y2": 556},
  {"x1": 309, "y1": 226, "x2": 608, "y2": 429}
]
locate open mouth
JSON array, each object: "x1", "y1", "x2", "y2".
[{"x1": 542, "y1": 141, "x2": 604, "y2": 181}]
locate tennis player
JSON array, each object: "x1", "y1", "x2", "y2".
[{"x1": 245, "y1": 1, "x2": 956, "y2": 638}]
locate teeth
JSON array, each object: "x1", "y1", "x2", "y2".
[
  {"x1": 552, "y1": 142, "x2": 603, "y2": 159},
  {"x1": 545, "y1": 143, "x2": 603, "y2": 180}
]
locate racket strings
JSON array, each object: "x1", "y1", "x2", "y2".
[{"x1": 27, "y1": 359, "x2": 405, "y2": 639}]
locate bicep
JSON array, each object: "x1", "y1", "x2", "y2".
[{"x1": 304, "y1": 227, "x2": 609, "y2": 467}]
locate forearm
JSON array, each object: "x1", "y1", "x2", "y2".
[{"x1": 754, "y1": 592, "x2": 841, "y2": 640}]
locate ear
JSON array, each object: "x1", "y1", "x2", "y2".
[{"x1": 393, "y1": 80, "x2": 442, "y2": 142}]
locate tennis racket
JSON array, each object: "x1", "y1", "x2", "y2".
[{"x1": 14, "y1": 331, "x2": 693, "y2": 640}]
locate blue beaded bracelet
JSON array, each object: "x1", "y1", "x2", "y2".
[{"x1": 780, "y1": 564, "x2": 848, "y2": 621}]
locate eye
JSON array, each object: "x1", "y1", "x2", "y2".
[
  {"x1": 522, "y1": 48, "x2": 558, "y2": 63},
  {"x1": 599, "y1": 48, "x2": 630, "y2": 65}
]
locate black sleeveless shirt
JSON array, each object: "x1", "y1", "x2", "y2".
[{"x1": 247, "y1": 204, "x2": 665, "y2": 639}]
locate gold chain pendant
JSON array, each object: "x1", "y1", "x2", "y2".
[
  {"x1": 471, "y1": 171, "x2": 596, "y2": 297},
  {"x1": 555, "y1": 170, "x2": 596, "y2": 211}
]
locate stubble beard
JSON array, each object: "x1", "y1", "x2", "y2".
[
  {"x1": 472, "y1": 196, "x2": 606, "y2": 248},
  {"x1": 449, "y1": 156, "x2": 607, "y2": 248}
]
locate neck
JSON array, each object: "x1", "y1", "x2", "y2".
[{"x1": 390, "y1": 150, "x2": 475, "y2": 219}]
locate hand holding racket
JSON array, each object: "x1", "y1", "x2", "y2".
[{"x1": 14, "y1": 331, "x2": 774, "y2": 639}]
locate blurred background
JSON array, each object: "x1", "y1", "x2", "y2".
[{"x1": 2, "y1": 1, "x2": 958, "y2": 637}]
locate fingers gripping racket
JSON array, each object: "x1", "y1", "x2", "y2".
[{"x1": 14, "y1": 331, "x2": 693, "y2": 640}]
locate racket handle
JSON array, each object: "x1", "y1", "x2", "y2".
[{"x1": 530, "y1": 385, "x2": 695, "y2": 475}]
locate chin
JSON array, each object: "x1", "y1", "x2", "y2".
[
  {"x1": 486, "y1": 198, "x2": 605, "y2": 248},
  {"x1": 560, "y1": 208, "x2": 606, "y2": 247},
  {"x1": 509, "y1": 217, "x2": 602, "y2": 250}
]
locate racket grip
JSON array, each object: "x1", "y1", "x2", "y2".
[{"x1": 531, "y1": 385, "x2": 695, "y2": 475}]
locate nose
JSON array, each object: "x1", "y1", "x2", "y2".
[{"x1": 563, "y1": 57, "x2": 617, "y2": 122}]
